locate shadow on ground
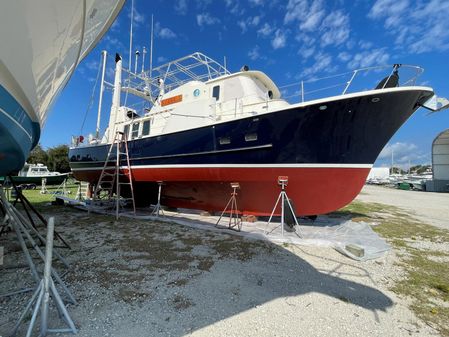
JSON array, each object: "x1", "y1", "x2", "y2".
[{"x1": 0, "y1": 206, "x2": 393, "y2": 336}]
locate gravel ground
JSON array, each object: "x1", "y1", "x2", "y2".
[
  {"x1": 0, "y1": 204, "x2": 440, "y2": 337},
  {"x1": 357, "y1": 185, "x2": 449, "y2": 230}
]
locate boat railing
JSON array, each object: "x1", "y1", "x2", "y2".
[
  {"x1": 279, "y1": 64, "x2": 424, "y2": 104},
  {"x1": 123, "y1": 52, "x2": 230, "y2": 101}
]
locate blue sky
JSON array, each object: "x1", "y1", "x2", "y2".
[{"x1": 42, "y1": 0, "x2": 449, "y2": 168}]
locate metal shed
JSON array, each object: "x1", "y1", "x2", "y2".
[{"x1": 429, "y1": 129, "x2": 449, "y2": 192}]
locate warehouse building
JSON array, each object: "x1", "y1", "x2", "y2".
[{"x1": 427, "y1": 129, "x2": 449, "y2": 192}]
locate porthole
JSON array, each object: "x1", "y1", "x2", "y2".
[
  {"x1": 245, "y1": 133, "x2": 258, "y2": 142},
  {"x1": 371, "y1": 97, "x2": 380, "y2": 103},
  {"x1": 219, "y1": 137, "x2": 231, "y2": 145},
  {"x1": 319, "y1": 105, "x2": 327, "y2": 110}
]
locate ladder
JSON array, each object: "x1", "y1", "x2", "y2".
[
  {"x1": 93, "y1": 131, "x2": 136, "y2": 218},
  {"x1": 76, "y1": 181, "x2": 89, "y2": 201}
]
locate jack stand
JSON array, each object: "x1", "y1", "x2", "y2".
[
  {"x1": 151, "y1": 181, "x2": 164, "y2": 217},
  {"x1": 0, "y1": 187, "x2": 75, "y2": 302},
  {"x1": 215, "y1": 182, "x2": 242, "y2": 231},
  {"x1": 40, "y1": 177, "x2": 48, "y2": 194},
  {"x1": 8, "y1": 176, "x2": 71, "y2": 249},
  {"x1": 10, "y1": 218, "x2": 77, "y2": 337},
  {"x1": 265, "y1": 176, "x2": 301, "y2": 237}
]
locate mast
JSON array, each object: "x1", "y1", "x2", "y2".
[
  {"x1": 107, "y1": 54, "x2": 122, "y2": 141},
  {"x1": 96, "y1": 50, "x2": 107, "y2": 139},
  {"x1": 128, "y1": 0, "x2": 134, "y2": 74},
  {"x1": 149, "y1": 14, "x2": 154, "y2": 80},
  {"x1": 391, "y1": 149, "x2": 394, "y2": 174}
]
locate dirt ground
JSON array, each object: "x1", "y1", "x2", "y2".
[
  {"x1": 357, "y1": 185, "x2": 449, "y2": 230},
  {"x1": 1, "y1": 187, "x2": 446, "y2": 336}
]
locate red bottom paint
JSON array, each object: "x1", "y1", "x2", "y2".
[{"x1": 74, "y1": 166, "x2": 370, "y2": 216}]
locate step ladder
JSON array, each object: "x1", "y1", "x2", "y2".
[
  {"x1": 93, "y1": 131, "x2": 136, "y2": 218},
  {"x1": 76, "y1": 181, "x2": 89, "y2": 201}
]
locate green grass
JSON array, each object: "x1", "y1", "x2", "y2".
[
  {"x1": 7, "y1": 184, "x2": 79, "y2": 207},
  {"x1": 338, "y1": 201, "x2": 449, "y2": 336}
]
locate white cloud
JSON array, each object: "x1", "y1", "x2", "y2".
[
  {"x1": 377, "y1": 142, "x2": 428, "y2": 167},
  {"x1": 238, "y1": 20, "x2": 247, "y2": 33},
  {"x1": 320, "y1": 10, "x2": 350, "y2": 47},
  {"x1": 238, "y1": 16, "x2": 261, "y2": 33},
  {"x1": 272, "y1": 29, "x2": 287, "y2": 49},
  {"x1": 196, "y1": 12, "x2": 220, "y2": 27},
  {"x1": 257, "y1": 23, "x2": 274, "y2": 37},
  {"x1": 155, "y1": 23, "x2": 177, "y2": 39},
  {"x1": 224, "y1": 0, "x2": 244, "y2": 15},
  {"x1": 128, "y1": 7, "x2": 144, "y2": 26},
  {"x1": 249, "y1": 0, "x2": 264, "y2": 6},
  {"x1": 174, "y1": 0, "x2": 187, "y2": 15},
  {"x1": 368, "y1": 0, "x2": 449, "y2": 54},
  {"x1": 298, "y1": 46, "x2": 315, "y2": 60},
  {"x1": 85, "y1": 60, "x2": 99, "y2": 71},
  {"x1": 347, "y1": 48, "x2": 390, "y2": 69},
  {"x1": 284, "y1": 0, "x2": 326, "y2": 32},
  {"x1": 300, "y1": 52, "x2": 333, "y2": 78},
  {"x1": 248, "y1": 45, "x2": 261, "y2": 60},
  {"x1": 358, "y1": 40, "x2": 373, "y2": 50},
  {"x1": 285, "y1": 1, "x2": 350, "y2": 49},
  {"x1": 157, "y1": 56, "x2": 167, "y2": 63},
  {"x1": 251, "y1": 16, "x2": 261, "y2": 26},
  {"x1": 337, "y1": 51, "x2": 351, "y2": 62}
]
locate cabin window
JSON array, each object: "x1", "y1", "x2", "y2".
[
  {"x1": 131, "y1": 122, "x2": 139, "y2": 139},
  {"x1": 219, "y1": 136, "x2": 231, "y2": 145},
  {"x1": 142, "y1": 120, "x2": 150, "y2": 136},
  {"x1": 123, "y1": 125, "x2": 130, "y2": 139},
  {"x1": 245, "y1": 133, "x2": 258, "y2": 142},
  {"x1": 212, "y1": 85, "x2": 220, "y2": 101}
]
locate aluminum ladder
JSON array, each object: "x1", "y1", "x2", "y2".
[{"x1": 93, "y1": 131, "x2": 136, "y2": 218}]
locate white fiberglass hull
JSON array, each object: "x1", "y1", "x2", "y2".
[{"x1": 0, "y1": 0, "x2": 124, "y2": 175}]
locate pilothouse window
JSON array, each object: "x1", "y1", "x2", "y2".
[
  {"x1": 142, "y1": 120, "x2": 150, "y2": 136},
  {"x1": 131, "y1": 122, "x2": 139, "y2": 139},
  {"x1": 212, "y1": 85, "x2": 220, "y2": 101}
]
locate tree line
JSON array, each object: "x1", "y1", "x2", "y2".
[{"x1": 27, "y1": 144, "x2": 71, "y2": 173}]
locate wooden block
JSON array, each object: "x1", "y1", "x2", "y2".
[{"x1": 345, "y1": 244, "x2": 365, "y2": 258}]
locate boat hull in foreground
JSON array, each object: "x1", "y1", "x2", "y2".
[{"x1": 69, "y1": 87, "x2": 433, "y2": 216}]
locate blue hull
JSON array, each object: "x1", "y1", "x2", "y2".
[{"x1": 0, "y1": 85, "x2": 40, "y2": 176}]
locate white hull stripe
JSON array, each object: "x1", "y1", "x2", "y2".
[{"x1": 71, "y1": 163, "x2": 373, "y2": 171}]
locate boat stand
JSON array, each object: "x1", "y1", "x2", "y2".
[
  {"x1": 0, "y1": 186, "x2": 75, "y2": 298},
  {"x1": 8, "y1": 176, "x2": 71, "y2": 249},
  {"x1": 40, "y1": 177, "x2": 49, "y2": 194},
  {"x1": 265, "y1": 176, "x2": 301, "y2": 237},
  {"x1": 151, "y1": 181, "x2": 164, "y2": 217},
  {"x1": 215, "y1": 182, "x2": 242, "y2": 231},
  {"x1": 9, "y1": 217, "x2": 77, "y2": 337}
]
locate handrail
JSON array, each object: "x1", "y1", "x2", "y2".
[{"x1": 279, "y1": 64, "x2": 424, "y2": 104}]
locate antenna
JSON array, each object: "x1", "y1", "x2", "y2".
[
  {"x1": 134, "y1": 50, "x2": 139, "y2": 74},
  {"x1": 149, "y1": 14, "x2": 154, "y2": 80},
  {"x1": 128, "y1": 0, "x2": 134, "y2": 74},
  {"x1": 142, "y1": 46, "x2": 147, "y2": 73}
]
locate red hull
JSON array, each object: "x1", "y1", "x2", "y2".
[{"x1": 73, "y1": 166, "x2": 370, "y2": 216}]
